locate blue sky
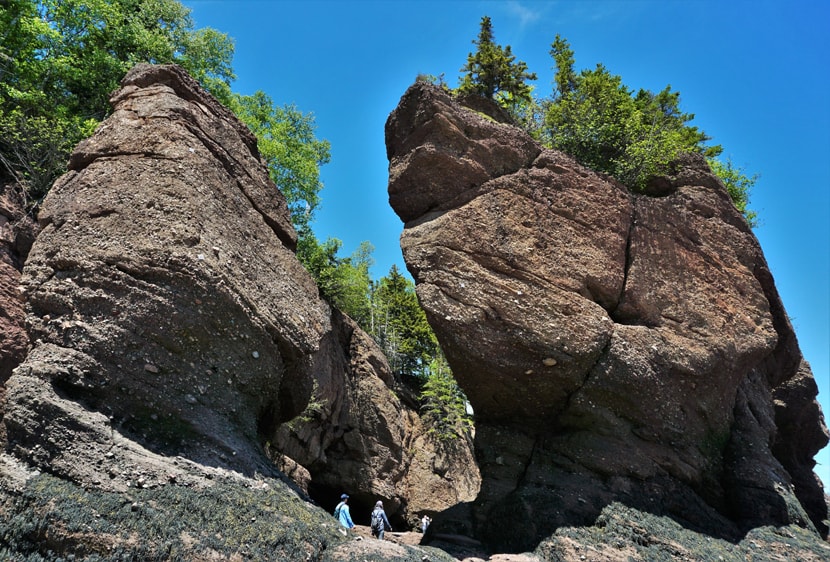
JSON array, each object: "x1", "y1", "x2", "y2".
[{"x1": 183, "y1": 0, "x2": 829, "y2": 489}]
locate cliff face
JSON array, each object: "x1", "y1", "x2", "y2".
[
  {"x1": 0, "y1": 65, "x2": 475, "y2": 560},
  {"x1": 5, "y1": 64, "x2": 328, "y2": 484},
  {"x1": 2, "y1": 65, "x2": 827, "y2": 561},
  {"x1": 385, "y1": 82, "x2": 829, "y2": 551},
  {"x1": 0, "y1": 183, "x2": 35, "y2": 385},
  {"x1": 0, "y1": 182, "x2": 37, "y2": 451}
]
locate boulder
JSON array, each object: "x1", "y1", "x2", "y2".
[{"x1": 386, "y1": 82, "x2": 829, "y2": 551}]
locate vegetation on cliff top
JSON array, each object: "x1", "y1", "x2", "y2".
[
  {"x1": 455, "y1": 16, "x2": 758, "y2": 227},
  {"x1": 0, "y1": 0, "x2": 328, "y2": 232}
]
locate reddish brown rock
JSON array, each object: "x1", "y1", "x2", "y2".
[
  {"x1": 0, "y1": 183, "x2": 35, "y2": 383},
  {"x1": 271, "y1": 309, "x2": 480, "y2": 527},
  {"x1": 386, "y1": 82, "x2": 829, "y2": 551},
  {"x1": 0, "y1": 65, "x2": 475, "y2": 556},
  {"x1": 0, "y1": 182, "x2": 36, "y2": 449},
  {"x1": 5, "y1": 64, "x2": 328, "y2": 484}
]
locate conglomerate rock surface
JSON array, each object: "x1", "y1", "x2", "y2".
[
  {"x1": 385, "y1": 82, "x2": 829, "y2": 553},
  {"x1": 0, "y1": 64, "x2": 475, "y2": 560}
]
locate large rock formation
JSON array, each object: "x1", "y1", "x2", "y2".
[
  {"x1": 5, "y1": 63, "x2": 327, "y2": 484},
  {"x1": 0, "y1": 65, "x2": 474, "y2": 560},
  {"x1": 386, "y1": 82, "x2": 829, "y2": 552}
]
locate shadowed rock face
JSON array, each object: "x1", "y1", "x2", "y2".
[
  {"x1": 1, "y1": 65, "x2": 477, "y2": 532},
  {"x1": 386, "y1": 82, "x2": 829, "y2": 551},
  {"x1": 270, "y1": 308, "x2": 480, "y2": 526},
  {"x1": 0, "y1": 182, "x2": 37, "y2": 449}
]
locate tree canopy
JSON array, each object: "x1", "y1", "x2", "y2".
[
  {"x1": 296, "y1": 230, "x2": 374, "y2": 327},
  {"x1": 371, "y1": 265, "x2": 439, "y2": 379},
  {"x1": 545, "y1": 35, "x2": 756, "y2": 224},
  {"x1": 228, "y1": 93, "x2": 330, "y2": 231},
  {"x1": 457, "y1": 16, "x2": 537, "y2": 109},
  {"x1": 546, "y1": 35, "x2": 721, "y2": 191},
  {"x1": 0, "y1": 0, "x2": 235, "y2": 201},
  {"x1": 457, "y1": 21, "x2": 757, "y2": 226},
  {"x1": 0, "y1": 0, "x2": 329, "y2": 230}
]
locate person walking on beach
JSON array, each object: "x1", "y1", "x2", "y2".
[
  {"x1": 370, "y1": 500, "x2": 392, "y2": 540},
  {"x1": 333, "y1": 493, "x2": 355, "y2": 531}
]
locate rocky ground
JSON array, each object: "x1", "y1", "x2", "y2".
[
  {"x1": 353, "y1": 507, "x2": 830, "y2": 562},
  {"x1": 353, "y1": 525, "x2": 540, "y2": 561}
]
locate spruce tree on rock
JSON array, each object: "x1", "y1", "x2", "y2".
[{"x1": 458, "y1": 16, "x2": 537, "y2": 108}]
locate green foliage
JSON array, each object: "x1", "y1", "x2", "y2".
[
  {"x1": 0, "y1": 1, "x2": 328, "y2": 234},
  {"x1": 229, "y1": 93, "x2": 330, "y2": 232},
  {"x1": 457, "y1": 15, "x2": 537, "y2": 110},
  {"x1": 284, "y1": 380, "x2": 327, "y2": 429},
  {"x1": 419, "y1": 354, "x2": 473, "y2": 441},
  {"x1": 0, "y1": 0, "x2": 235, "y2": 203},
  {"x1": 296, "y1": 236, "x2": 476, "y2": 444},
  {"x1": 297, "y1": 240, "x2": 459, "y2": 408},
  {"x1": 296, "y1": 229, "x2": 374, "y2": 325},
  {"x1": 452, "y1": 25, "x2": 758, "y2": 224},
  {"x1": 545, "y1": 48, "x2": 721, "y2": 191},
  {"x1": 541, "y1": 34, "x2": 759, "y2": 224},
  {"x1": 707, "y1": 156, "x2": 759, "y2": 227},
  {"x1": 0, "y1": 110, "x2": 95, "y2": 203},
  {"x1": 550, "y1": 34, "x2": 577, "y2": 98},
  {"x1": 370, "y1": 265, "x2": 439, "y2": 379},
  {"x1": 416, "y1": 72, "x2": 448, "y2": 90}
]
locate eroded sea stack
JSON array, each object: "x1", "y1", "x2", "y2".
[
  {"x1": 0, "y1": 65, "x2": 474, "y2": 561},
  {"x1": 385, "y1": 82, "x2": 829, "y2": 552}
]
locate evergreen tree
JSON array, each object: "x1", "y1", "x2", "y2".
[
  {"x1": 457, "y1": 16, "x2": 537, "y2": 109},
  {"x1": 550, "y1": 34, "x2": 576, "y2": 98},
  {"x1": 543, "y1": 34, "x2": 757, "y2": 223},
  {"x1": 419, "y1": 353, "x2": 473, "y2": 441},
  {"x1": 371, "y1": 265, "x2": 438, "y2": 379}
]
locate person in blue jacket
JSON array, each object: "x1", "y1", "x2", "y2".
[{"x1": 333, "y1": 493, "x2": 355, "y2": 531}]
